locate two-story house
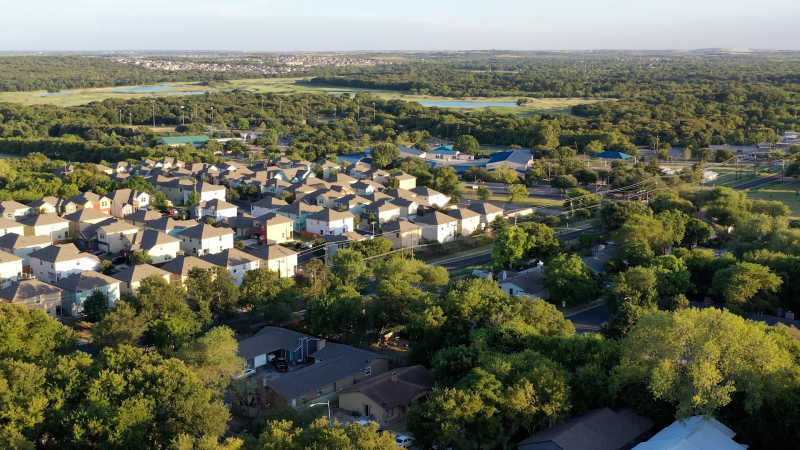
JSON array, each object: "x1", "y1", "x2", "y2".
[
  {"x1": 18, "y1": 214, "x2": 70, "y2": 242},
  {"x1": 192, "y1": 199, "x2": 238, "y2": 221},
  {"x1": 160, "y1": 255, "x2": 216, "y2": 285},
  {"x1": 56, "y1": 270, "x2": 121, "y2": 317},
  {"x1": 446, "y1": 208, "x2": 482, "y2": 236},
  {"x1": 97, "y1": 220, "x2": 140, "y2": 254},
  {"x1": 127, "y1": 229, "x2": 181, "y2": 263},
  {"x1": 61, "y1": 192, "x2": 111, "y2": 215},
  {"x1": 251, "y1": 197, "x2": 288, "y2": 217},
  {"x1": 305, "y1": 208, "x2": 355, "y2": 236},
  {"x1": 0, "y1": 217, "x2": 25, "y2": 237},
  {"x1": 178, "y1": 223, "x2": 234, "y2": 256},
  {"x1": 0, "y1": 233, "x2": 51, "y2": 271},
  {"x1": 254, "y1": 213, "x2": 294, "y2": 244},
  {"x1": 0, "y1": 200, "x2": 33, "y2": 220},
  {"x1": 29, "y1": 243, "x2": 101, "y2": 284},
  {"x1": 0, "y1": 278, "x2": 63, "y2": 317},
  {"x1": 202, "y1": 248, "x2": 261, "y2": 285},
  {"x1": 414, "y1": 211, "x2": 458, "y2": 243},
  {"x1": 111, "y1": 264, "x2": 172, "y2": 294},
  {"x1": 244, "y1": 244, "x2": 298, "y2": 278},
  {"x1": 108, "y1": 189, "x2": 150, "y2": 218},
  {"x1": 0, "y1": 250, "x2": 23, "y2": 287}
]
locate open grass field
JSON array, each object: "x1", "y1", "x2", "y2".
[
  {"x1": 0, "y1": 77, "x2": 606, "y2": 115},
  {"x1": 461, "y1": 189, "x2": 565, "y2": 208},
  {"x1": 747, "y1": 179, "x2": 800, "y2": 219}
]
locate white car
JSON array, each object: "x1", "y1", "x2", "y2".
[
  {"x1": 233, "y1": 368, "x2": 256, "y2": 379},
  {"x1": 395, "y1": 434, "x2": 414, "y2": 448}
]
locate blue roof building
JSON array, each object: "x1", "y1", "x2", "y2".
[
  {"x1": 486, "y1": 149, "x2": 533, "y2": 172},
  {"x1": 591, "y1": 151, "x2": 632, "y2": 160},
  {"x1": 428, "y1": 145, "x2": 459, "y2": 159}
]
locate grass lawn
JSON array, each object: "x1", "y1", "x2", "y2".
[
  {"x1": 0, "y1": 77, "x2": 607, "y2": 116},
  {"x1": 711, "y1": 165, "x2": 775, "y2": 187},
  {"x1": 461, "y1": 190, "x2": 564, "y2": 208},
  {"x1": 747, "y1": 180, "x2": 800, "y2": 219}
]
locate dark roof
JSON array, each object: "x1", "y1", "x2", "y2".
[
  {"x1": 488, "y1": 149, "x2": 532, "y2": 165},
  {"x1": 160, "y1": 255, "x2": 215, "y2": 277},
  {"x1": 243, "y1": 244, "x2": 298, "y2": 261},
  {"x1": 30, "y1": 243, "x2": 95, "y2": 263},
  {"x1": 468, "y1": 201, "x2": 504, "y2": 216},
  {"x1": 238, "y1": 326, "x2": 307, "y2": 359},
  {"x1": 500, "y1": 268, "x2": 548, "y2": 298},
  {"x1": 125, "y1": 209, "x2": 162, "y2": 223},
  {"x1": 0, "y1": 233, "x2": 51, "y2": 250},
  {"x1": 414, "y1": 211, "x2": 457, "y2": 225},
  {"x1": 517, "y1": 408, "x2": 652, "y2": 450},
  {"x1": 128, "y1": 229, "x2": 180, "y2": 250},
  {"x1": 178, "y1": 223, "x2": 234, "y2": 240},
  {"x1": 307, "y1": 208, "x2": 354, "y2": 222},
  {"x1": 446, "y1": 207, "x2": 480, "y2": 220},
  {"x1": 56, "y1": 270, "x2": 119, "y2": 292},
  {"x1": 0, "y1": 278, "x2": 62, "y2": 301},
  {"x1": 266, "y1": 342, "x2": 387, "y2": 401},
  {"x1": 111, "y1": 264, "x2": 171, "y2": 284},
  {"x1": 201, "y1": 248, "x2": 260, "y2": 267},
  {"x1": 340, "y1": 365, "x2": 433, "y2": 409}
]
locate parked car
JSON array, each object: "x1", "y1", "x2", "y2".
[
  {"x1": 166, "y1": 208, "x2": 178, "y2": 216},
  {"x1": 395, "y1": 435, "x2": 414, "y2": 448},
  {"x1": 233, "y1": 368, "x2": 256, "y2": 379}
]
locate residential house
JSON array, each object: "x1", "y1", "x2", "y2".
[
  {"x1": 108, "y1": 189, "x2": 150, "y2": 218},
  {"x1": 365, "y1": 201, "x2": 401, "y2": 224},
  {"x1": 224, "y1": 214, "x2": 257, "y2": 239},
  {"x1": 0, "y1": 250, "x2": 23, "y2": 287},
  {"x1": 56, "y1": 270, "x2": 121, "y2": 317},
  {"x1": 0, "y1": 233, "x2": 51, "y2": 270},
  {"x1": 383, "y1": 221, "x2": 422, "y2": 249},
  {"x1": 27, "y1": 196, "x2": 60, "y2": 215},
  {"x1": 498, "y1": 265, "x2": 548, "y2": 299},
  {"x1": 468, "y1": 202, "x2": 504, "y2": 226},
  {"x1": 349, "y1": 161, "x2": 373, "y2": 179},
  {"x1": 18, "y1": 214, "x2": 70, "y2": 241},
  {"x1": 127, "y1": 229, "x2": 181, "y2": 263},
  {"x1": 306, "y1": 208, "x2": 355, "y2": 236},
  {"x1": 264, "y1": 178, "x2": 292, "y2": 196},
  {"x1": 244, "y1": 244, "x2": 298, "y2": 278},
  {"x1": 63, "y1": 208, "x2": 113, "y2": 238},
  {"x1": 155, "y1": 177, "x2": 196, "y2": 205},
  {"x1": 414, "y1": 211, "x2": 458, "y2": 243},
  {"x1": 427, "y1": 145, "x2": 460, "y2": 160},
  {"x1": 331, "y1": 172, "x2": 358, "y2": 186},
  {"x1": 29, "y1": 243, "x2": 100, "y2": 284},
  {"x1": 0, "y1": 278, "x2": 63, "y2": 317},
  {"x1": 193, "y1": 199, "x2": 238, "y2": 221},
  {"x1": 397, "y1": 145, "x2": 427, "y2": 159},
  {"x1": 276, "y1": 202, "x2": 324, "y2": 231},
  {"x1": 112, "y1": 264, "x2": 172, "y2": 294},
  {"x1": 411, "y1": 186, "x2": 450, "y2": 208},
  {"x1": 144, "y1": 216, "x2": 197, "y2": 236},
  {"x1": 633, "y1": 416, "x2": 745, "y2": 450},
  {"x1": 486, "y1": 149, "x2": 532, "y2": 173},
  {"x1": 518, "y1": 408, "x2": 652, "y2": 450},
  {"x1": 124, "y1": 209, "x2": 162, "y2": 227},
  {"x1": 446, "y1": 207, "x2": 482, "y2": 236},
  {"x1": 339, "y1": 365, "x2": 433, "y2": 425},
  {"x1": 61, "y1": 192, "x2": 110, "y2": 215},
  {"x1": 238, "y1": 326, "x2": 388, "y2": 409},
  {"x1": 312, "y1": 189, "x2": 347, "y2": 208},
  {"x1": 251, "y1": 197, "x2": 288, "y2": 217},
  {"x1": 97, "y1": 221, "x2": 140, "y2": 254},
  {"x1": 0, "y1": 217, "x2": 24, "y2": 237},
  {"x1": 388, "y1": 197, "x2": 419, "y2": 217},
  {"x1": 202, "y1": 248, "x2": 261, "y2": 285},
  {"x1": 188, "y1": 182, "x2": 227, "y2": 205},
  {"x1": 334, "y1": 194, "x2": 372, "y2": 216},
  {"x1": 390, "y1": 171, "x2": 417, "y2": 190},
  {"x1": 319, "y1": 160, "x2": 341, "y2": 178},
  {"x1": 178, "y1": 223, "x2": 234, "y2": 256},
  {"x1": 352, "y1": 180, "x2": 379, "y2": 196},
  {"x1": 160, "y1": 255, "x2": 216, "y2": 285},
  {"x1": 369, "y1": 169, "x2": 390, "y2": 185},
  {"x1": 0, "y1": 200, "x2": 33, "y2": 219},
  {"x1": 324, "y1": 232, "x2": 367, "y2": 261},
  {"x1": 254, "y1": 213, "x2": 294, "y2": 244}
]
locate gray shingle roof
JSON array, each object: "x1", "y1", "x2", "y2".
[
  {"x1": 56, "y1": 270, "x2": 119, "y2": 292},
  {"x1": 0, "y1": 278, "x2": 62, "y2": 302},
  {"x1": 517, "y1": 408, "x2": 652, "y2": 450}
]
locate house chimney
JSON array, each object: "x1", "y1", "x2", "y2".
[{"x1": 391, "y1": 372, "x2": 398, "y2": 383}]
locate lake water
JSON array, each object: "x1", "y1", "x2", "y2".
[
  {"x1": 419, "y1": 100, "x2": 519, "y2": 108},
  {"x1": 38, "y1": 91, "x2": 76, "y2": 97},
  {"x1": 111, "y1": 85, "x2": 178, "y2": 93}
]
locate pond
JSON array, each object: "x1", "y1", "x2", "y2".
[
  {"x1": 38, "y1": 91, "x2": 76, "y2": 97},
  {"x1": 110, "y1": 85, "x2": 178, "y2": 93},
  {"x1": 419, "y1": 100, "x2": 519, "y2": 108}
]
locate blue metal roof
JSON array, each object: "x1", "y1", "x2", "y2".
[
  {"x1": 398, "y1": 146, "x2": 426, "y2": 156},
  {"x1": 591, "y1": 151, "x2": 632, "y2": 160},
  {"x1": 487, "y1": 149, "x2": 532, "y2": 165},
  {"x1": 428, "y1": 145, "x2": 458, "y2": 155}
]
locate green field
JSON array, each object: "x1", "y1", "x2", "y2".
[
  {"x1": 461, "y1": 189, "x2": 565, "y2": 208},
  {"x1": 747, "y1": 180, "x2": 800, "y2": 219},
  {"x1": 0, "y1": 77, "x2": 605, "y2": 115}
]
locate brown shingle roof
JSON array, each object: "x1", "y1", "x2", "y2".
[
  {"x1": 111, "y1": 264, "x2": 171, "y2": 284},
  {"x1": 0, "y1": 278, "x2": 61, "y2": 302},
  {"x1": 340, "y1": 365, "x2": 433, "y2": 410},
  {"x1": 178, "y1": 223, "x2": 234, "y2": 240},
  {"x1": 160, "y1": 255, "x2": 216, "y2": 277}
]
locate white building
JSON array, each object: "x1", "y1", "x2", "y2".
[
  {"x1": 305, "y1": 208, "x2": 355, "y2": 236},
  {"x1": 0, "y1": 200, "x2": 33, "y2": 220},
  {"x1": 251, "y1": 197, "x2": 288, "y2": 217},
  {"x1": 0, "y1": 233, "x2": 51, "y2": 270},
  {"x1": 56, "y1": 270, "x2": 121, "y2": 317},
  {"x1": 96, "y1": 220, "x2": 140, "y2": 254},
  {"x1": 193, "y1": 199, "x2": 238, "y2": 221},
  {"x1": 414, "y1": 211, "x2": 458, "y2": 243},
  {"x1": 202, "y1": 248, "x2": 261, "y2": 285},
  {"x1": 0, "y1": 217, "x2": 25, "y2": 237},
  {"x1": 411, "y1": 186, "x2": 450, "y2": 208},
  {"x1": 178, "y1": 223, "x2": 235, "y2": 256},
  {"x1": 29, "y1": 243, "x2": 101, "y2": 284},
  {"x1": 127, "y1": 229, "x2": 181, "y2": 263},
  {"x1": 244, "y1": 244, "x2": 298, "y2": 278},
  {"x1": 446, "y1": 208, "x2": 482, "y2": 236},
  {"x1": 18, "y1": 214, "x2": 70, "y2": 242},
  {"x1": 468, "y1": 202, "x2": 504, "y2": 226},
  {"x1": 108, "y1": 189, "x2": 150, "y2": 219},
  {"x1": 186, "y1": 182, "x2": 227, "y2": 205},
  {"x1": 0, "y1": 250, "x2": 23, "y2": 288}
]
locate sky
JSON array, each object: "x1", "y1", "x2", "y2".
[{"x1": 3, "y1": 0, "x2": 800, "y2": 51}]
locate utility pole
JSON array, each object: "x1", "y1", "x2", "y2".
[
  {"x1": 151, "y1": 101, "x2": 156, "y2": 127},
  {"x1": 180, "y1": 106, "x2": 185, "y2": 125},
  {"x1": 129, "y1": 111, "x2": 132, "y2": 125},
  {"x1": 372, "y1": 102, "x2": 376, "y2": 122},
  {"x1": 210, "y1": 107, "x2": 214, "y2": 125}
]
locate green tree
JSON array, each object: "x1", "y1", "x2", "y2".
[
  {"x1": 82, "y1": 289, "x2": 110, "y2": 322},
  {"x1": 370, "y1": 142, "x2": 398, "y2": 169},
  {"x1": 711, "y1": 262, "x2": 782, "y2": 313},
  {"x1": 543, "y1": 254, "x2": 599, "y2": 306},
  {"x1": 177, "y1": 326, "x2": 243, "y2": 393},
  {"x1": 92, "y1": 301, "x2": 147, "y2": 348},
  {"x1": 476, "y1": 185, "x2": 490, "y2": 201},
  {"x1": 331, "y1": 248, "x2": 367, "y2": 286},
  {"x1": 614, "y1": 308, "x2": 795, "y2": 418},
  {"x1": 187, "y1": 190, "x2": 201, "y2": 206},
  {"x1": 521, "y1": 222, "x2": 561, "y2": 261},
  {"x1": 605, "y1": 266, "x2": 658, "y2": 336},
  {"x1": 130, "y1": 249, "x2": 152, "y2": 265},
  {"x1": 599, "y1": 200, "x2": 649, "y2": 231},
  {"x1": 239, "y1": 267, "x2": 297, "y2": 324},
  {"x1": 186, "y1": 267, "x2": 240, "y2": 322},
  {"x1": 432, "y1": 166, "x2": 463, "y2": 201},
  {"x1": 507, "y1": 183, "x2": 528, "y2": 203},
  {"x1": 682, "y1": 218, "x2": 713, "y2": 247},
  {"x1": 454, "y1": 135, "x2": 480, "y2": 156},
  {"x1": 492, "y1": 225, "x2": 532, "y2": 269},
  {"x1": 551, "y1": 174, "x2": 578, "y2": 190}
]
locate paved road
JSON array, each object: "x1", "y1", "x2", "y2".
[{"x1": 731, "y1": 175, "x2": 779, "y2": 190}]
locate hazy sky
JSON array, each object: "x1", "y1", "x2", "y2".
[{"x1": 3, "y1": 0, "x2": 800, "y2": 51}]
